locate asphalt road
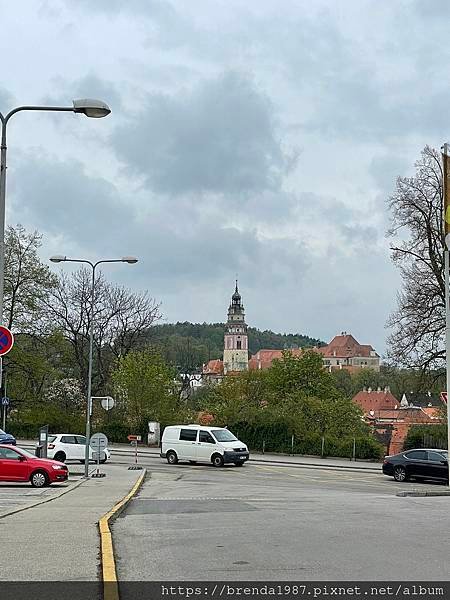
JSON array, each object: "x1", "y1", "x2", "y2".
[{"x1": 112, "y1": 460, "x2": 450, "y2": 582}]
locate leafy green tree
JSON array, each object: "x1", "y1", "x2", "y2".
[
  {"x1": 112, "y1": 349, "x2": 188, "y2": 432},
  {"x1": 267, "y1": 350, "x2": 341, "y2": 401},
  {"x1": 4, "y1": 224, "x2": 57, "y2": 331}
]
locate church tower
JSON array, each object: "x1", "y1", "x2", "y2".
[{"x1": 223, "y1": 281, "x2": 249, "y2": 374}]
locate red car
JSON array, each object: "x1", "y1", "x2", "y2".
[{"x1": 0, "y1": 444, "x2": 68, "y2": 487}]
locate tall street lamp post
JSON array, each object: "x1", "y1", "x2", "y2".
[
  {"x1": 0, "y1": 99, "x2": 111, "y2": 324},
  {"x1": 50, "y1": 256, "x2": 138, "y2": 478}
]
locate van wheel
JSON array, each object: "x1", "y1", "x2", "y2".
[
  {"x1": 54, "y1": 452, "x2": 66, "y2": 463},
  {"x1": 166, "y1": 451, "x2": 178, "y2": 465},
  {"x1": 212, "y1": 454, "x2": 224, "y2": 467}
]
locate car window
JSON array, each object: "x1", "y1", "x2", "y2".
[
  {"x1": 199, "y1": 431, "x2": 215, "y2": 444},
  {"x1": 0, "y1": 447, "x2": 20, "y2": 460},
  {"x1": 428, "y1": 451, "x2": 447, "y2": 462},
  {"x1": 61, "y1": 436, "x2": 77, "y2": 444},
  {"x1": 405, "y1": 450, "x2": 427, "y2": 460},
  {"x1": 179, "y1": 429, "x2": 197, "y2": 441},
  {"x1": 0, "y1": 429, "x2": 6, "y2": 435},
  {"x1": 211, "y1": 429, "x2": 238, "y2": 442},
  {"x1": 75, "y1": 436, "x2": 86, "y2": 445}
]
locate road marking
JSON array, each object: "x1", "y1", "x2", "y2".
[{"x1": 99, "y1": 469, "x2": 146, "y2": 600}]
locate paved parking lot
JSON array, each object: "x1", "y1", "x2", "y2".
[
  {"x1": 0, "y1": 465, "x2": 84, "y2": 517},
  {"x1": 113, "y1": 461, "x2": 450, "y2": 582}
]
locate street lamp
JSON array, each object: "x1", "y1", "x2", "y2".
[
  {"x1": 49, "y1": 255, "x2": 138, "y2": 478},
  {"x1": 0, "y1": 98, "x2": 111, "y2": 325}
]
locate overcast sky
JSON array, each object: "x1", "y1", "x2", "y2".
[{"x1": 1, "y1": 0, "x2": 449, "y2": 356}]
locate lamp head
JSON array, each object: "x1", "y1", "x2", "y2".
[
  {"x1": 122, "y1": 256, "x2": 138, "y2": 264},
  {"x1": 50, "y1": 255, "x2": 67, "y2": 263},
  {"x1": 72, "y1": 99, "x2": 111, "y2": 118}
]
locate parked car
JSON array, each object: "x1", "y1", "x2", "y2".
[
  {"x1": 161, "y1": 424, "x2": 249, "y2": 467},
  {"x1": 382, "y1": 448, "x2": 448, "y2": 483},
  {"x1": 0, "y1": 428, "x2": 16, "y2": 445},
  {"x1": 35, "y1": 434, "x2": 111, "y2": 464},
  {"x1": 0, "y1": 444, "x2": 68, "y2": 487}
]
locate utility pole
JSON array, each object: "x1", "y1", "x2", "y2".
[{"x1": 441, "y1": 143, "x2": 450, "y2": 486}]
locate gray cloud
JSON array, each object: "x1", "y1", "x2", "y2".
[{"x1": 112, "y1": 71, "x2": 290, "y2": 196}]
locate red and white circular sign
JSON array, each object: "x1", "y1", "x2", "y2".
[{"x1": 0, "y1": 326, "x2": 14, "y2": 356}]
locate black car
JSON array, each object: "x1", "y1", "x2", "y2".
[{"x1": 383, "y1": 448, "x2": 448, "y2": 483}]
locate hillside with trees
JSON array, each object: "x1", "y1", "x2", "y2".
[{"x1": 139, "y1": 322, "x2": 324, "y2": 372}]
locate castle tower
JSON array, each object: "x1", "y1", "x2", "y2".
[{"x1": 223, "y1": 281, "x2": 249, "y2": 374}]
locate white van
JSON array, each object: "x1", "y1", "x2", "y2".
[{"x1": 161, "y1": 425, "x2": 249, "y2": 467}]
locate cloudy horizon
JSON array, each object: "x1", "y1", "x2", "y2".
[{"x1": 2, "y1": 0, "x2": 449, "y2": 356}]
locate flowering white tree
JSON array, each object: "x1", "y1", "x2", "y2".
[{"x1": 44, "y1": 378, "x2": 84, "y2": 412}]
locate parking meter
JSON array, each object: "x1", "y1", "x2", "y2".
[{"x1": 38, "y1": 425, "x2": 49, "y2": 458}]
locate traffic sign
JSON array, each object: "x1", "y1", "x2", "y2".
[
  {"x1": 101, "y1": 396, "x2": 114, "y2": 411},
  {"x1": 1, "y1": 397, "x2": 9, "y2": 406},
  {"x1": 90, "y1": 432, "x2": 108, "y2": 450},
  {"x1": 127, "y1": 434, "x2": 142, "y2": 442},
  {"x1": 441, "y1": 392, "x2": 448, "y2": 404},
  {"x1": 0, "y1": 326, "x2": 14, "y2": 356}
]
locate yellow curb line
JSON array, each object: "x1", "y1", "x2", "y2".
[{"x1": 99, "y1": 469, "x2": 147, "y2": 600}]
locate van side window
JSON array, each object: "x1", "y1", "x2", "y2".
[
  {"x1": 179, "y1": 429, "x2": 197, "y2": 441},
  {"x1": 199, "y1": 431, "x2": 215, "y2": 444}
]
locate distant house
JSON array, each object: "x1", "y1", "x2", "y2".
[
  {"x1": 248, "y1": 348, "x2": 303, "y2": 371},
  {"x1": 352, "y1": 388, "x2": 445, "y2": 455},
  {"x1": 318, "y1": 332, "x2": 380, "y2": 372},
  {"x1": 352, "y1": 387, "x2": 398, "y2": 412}
]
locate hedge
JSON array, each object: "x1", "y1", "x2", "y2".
[{"x1": 229, "y1": 421, "x2": 383, "y2": 460}]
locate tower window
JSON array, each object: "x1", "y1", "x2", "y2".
[{"x1": 237, "y1": 341, "x2": 242, "y2": 350}]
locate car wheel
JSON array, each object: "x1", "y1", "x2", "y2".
[
  {"x1": 166, "y1": 451, "x2": 178, "y2": 465},
  {"x1": 30, "y1": 470, "x2": 49, "y2": 488},
  {"x1": 212, "y1": 454, "x2": 224, "y2": 468},
  {"x1": 393, "y1": 465, "x2": 408, "y2": 482},
  {"x1": 234, "y1": 462, "x2": 244, "y2": 467},
  {"x1": 54, "y1": 452, "x2": 66, "y2": 463}
]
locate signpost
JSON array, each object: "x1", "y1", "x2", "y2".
[
  {"x1": 127, "y1": 435, "x2": 142, "y2": 470},
  {"x1": 90, "y1": 432, "x2": 108, "y2": 478},
  {"x1": 1, "y1": 396, "x2": 9, "y2": 430}
]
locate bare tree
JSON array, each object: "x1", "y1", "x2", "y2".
[
  {"x1": 387, "y1": 145, "x2": 445, "y2": 369},
  {"x1": 45, "y1": 267, "x2": 161, "y2": 393}
]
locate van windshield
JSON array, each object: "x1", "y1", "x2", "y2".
[{"x1": 212, "y1": 429, "x2": 238, "y2": 442}]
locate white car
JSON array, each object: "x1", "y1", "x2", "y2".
[
  {"x1": 161, "y1": 424, "x2": 249, "y2": 467},
  {"x1": 36, "y1": 434, "x2": 111, "y2": 463}
]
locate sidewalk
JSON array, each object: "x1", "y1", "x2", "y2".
[{"x1": 0, "y1": 464, "x2": 143, "y2": 581}]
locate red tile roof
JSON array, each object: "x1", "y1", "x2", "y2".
[
  {"x1": 353, "y1": 390, "x2": 398, "y2": 412},
  {"x1": 249, "y1": 348, "x2": 303, "y2": 370},
  {"x1": 318, "y1": 333, "x2": 378, "y2": 359},
  {"x1": 203, "y1": 359, "x2": 224, "y2": 375}
]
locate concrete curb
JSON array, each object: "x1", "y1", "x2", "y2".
[
  {"x1": 397, "y1": 489, "x2": 450, "y2": 497},
  {"x1": 98, "y1": 469, "x2": 147, "y2": 600},
  {"x1": 0, "y1": 476, "x2": 86, "y2": 520}
]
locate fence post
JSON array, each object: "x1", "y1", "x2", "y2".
[
  {"x1": 321, "y1": 436, "x2": 325, "y2": 457},
  {"x1": 262, "y1": 440, "x2": 265, "y2": 455},
  {"x1": 291, "y1": 434, "x2": 294, "y2": 456},
  {"x1": 352, "y1": 438, "x2": 356, "y2": 461}
]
